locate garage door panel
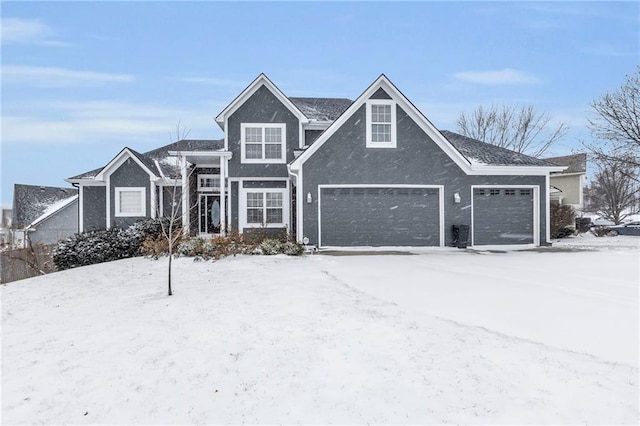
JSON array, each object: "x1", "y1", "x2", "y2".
[
  {"x1": 473, "y1": 188, "x2": 534, "y2": 245},
  {"x1": 320, "y1": 188, "x2": 440, "y2": 247}
]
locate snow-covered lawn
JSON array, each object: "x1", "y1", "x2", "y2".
[{"x1": 2, "y1": 236, "x2": 638, "y2": 424}]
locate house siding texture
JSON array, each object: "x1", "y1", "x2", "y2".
[
  {"x1": 82, "y1": 186, "x2": 106, "y2": 231},
  {"x1": 109, "y1": 158, "x2": 152, "y2": 229},
  {"x1": 301, "y1": 103, "x2": 547, "y2": 246},
  {"x1": 30, "y1": 199, "x2": 79, "y2": 245},
  {"x1": 227, "y1": 85, "x2": 300, "y2": 179}
]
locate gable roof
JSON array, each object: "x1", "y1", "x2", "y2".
[
  {"x1": 143, "y1": 139, "x2": 224, "y2": 178},
  {"x1": 290, "y1": 74, "x2": 474, "y2": 173},
  {"x1": 289, "y1": 97, "x2": 353, "y2": 121},
  {"x1": 95, "y1": 147, "x2": 160, "y2": 181},
  {"x1": 68, "y1": 139, "x2": 225, "y2": 182},
  {"x1": 215, "y1": 73, "x2": 309, "y2": 129},
  {"x1": 290, "y1": 74, "x2": 565, "y2": 175},
  {"x1": 441, "y1": 131, "x2": 556, "y2": 167},
  {"x1": 543, "y1": 153, "x2": 587, "y2": 174},
  {"x1": 12, "y1": 184, "x2": 78, "y2": 228}
]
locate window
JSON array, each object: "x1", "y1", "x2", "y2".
[
  {"x1": 505, "y1": 189, "x2": 516, "y2": 196},
  {"x1": 520, "y1": 189, "x2": 532, "y2": 196},
  {"x1": 246, "y1": 191, "x2": 284, "y2": 224},
  {"x1": 115, "y1": 187, "x2": 146, "y2": 217},
  {"x1": 489, "y1": 189, "x2": 501, "y2": 196},
  {"x1": 241, "y1": 123, "x2": 286, "y2": 163},
  {"x1": 366, "y1": 100, "x2": 396, "y2": 148},
  {"x1": 198, "y1": 174, "x2": 220, "y2": 192}
]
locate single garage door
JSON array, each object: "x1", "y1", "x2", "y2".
[
  {"x1": 473, "y1": 188, "x2": 534, "y2": 245},
  {"x1": 320, "y1": 187, "x2": 440, "y2": 247}
]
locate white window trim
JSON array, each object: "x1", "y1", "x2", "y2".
[
  {"x1": 115, "y1": 187, "x2": 146, "y2": 217},
  {"x1": 197, "y1": 174, "x2": 221, "y2": 192},
  {"x1": 239, "y1": 187, "x2": 289, "y2": 230},
  {"x1": 366, "y1": 100, "x2": 396, "y2": 148},
  {"x1": 240, "y1": 123, "x2": 287, "y2": 164}
]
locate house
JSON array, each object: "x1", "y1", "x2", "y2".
[
  {"x1": 67, "y1": 74, "x2": 565, "y2": 247},
  {"x1": 543, "y1": 153, "x2": 587, "y2": 210},
  {"x1": 0, "y1": 208, "x2": 12, "y2": 246},
  {"x1": 11, "y1": 184, "x2": 79, "y2": 248}
]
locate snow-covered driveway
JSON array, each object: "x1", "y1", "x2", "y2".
[
  {"x1": 322, "y1": 241, "x2": 639, "y2": 366},
  {"x1": 2, "y1": 236, "x2": 638, "y2": 424}
]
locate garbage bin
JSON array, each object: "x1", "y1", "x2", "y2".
[
  {"x1": 575, "y1": 217, "x2": 592, "y2": 233},
  {"x1": 452, "y1": 224, "x2": 470, "y2": 249}
]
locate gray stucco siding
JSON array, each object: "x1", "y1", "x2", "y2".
[
  {"x1": 232, "y1": 179, "x2": 290, "y2": 235},
  {"x1": 300, "y1": 103, "x2": 548, "y2": 246},
  {"x1": 109, "y1": 158, "x2": 153, "y2": 229},
  {"x1": 83, "y1": 186, "x2": 106, "y2": 231},
  {"x1": 227, "y1": 85, "x2": 300, "y2": 179},
  {"x1": 30, "y1": 199, "x2": 79, "y2": 245}
]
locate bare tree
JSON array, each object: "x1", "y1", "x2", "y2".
[
  {"x1": 587, "y1": 66, "x2": 640, "y2": 179},
  {"x1": 585, "y1": 157, "x2": 639, "y2": 224},
  {"x1": 457, "y1": 104, "x2": 569, "y2": 157},
  {"x1": 159, "y1": 123, "x2": 192, "y2": 296}
]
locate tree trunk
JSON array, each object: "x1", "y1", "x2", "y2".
[{"x1": 168, "y1": 247, "x2": 173, "y2": 296}]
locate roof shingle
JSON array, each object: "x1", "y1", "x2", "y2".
[{"x1": 441, "y1": 130, "x2": 556, "y2": 167}]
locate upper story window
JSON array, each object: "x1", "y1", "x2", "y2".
[
  {"x1": 241, "y1": 123, "x2": 286, "y2": 164},
  {"x1": 198, "y1": 174, "x2": 220, "y2": 192},
  {"x1": 366, "y1": 100, "x2": 396, "y2": 148},
  {"x1": 115, "y1": 187, "x2": 146, "y2": 217}
]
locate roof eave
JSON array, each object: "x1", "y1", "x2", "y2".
[{"x1": 215, "y1": 73, "x2": 309, "y2": 126}]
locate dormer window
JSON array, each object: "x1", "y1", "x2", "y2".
[
  {"x1": 366, "y1": 100, "x2": 396, "y2": 148},
  {"x1": 241, "y1": 123, "x2": 286, "y2": 164}
]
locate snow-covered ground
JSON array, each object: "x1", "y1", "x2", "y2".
[{"x1": 2, "y1": 236, "x2": 638, "y2": 424}]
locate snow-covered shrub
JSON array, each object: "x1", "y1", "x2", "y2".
[
  {"x1": 259, "y1": 238, "x2": 284, "y2": 255},
  {"x1": 590, "y1": 225, "x2": 616, "y2": 237},
  {"x1": 282, "y1": 241, "x2": 304, "y2": 256},
  {"x1": 175, "y1": 237, "x2": 216, "y2": 260},
  {"x1": 258, "y1": 238, "x2": 304, "y2": 256},
  {"x1": 53, "y1": 228, "x2": 139, "y2": 270}
]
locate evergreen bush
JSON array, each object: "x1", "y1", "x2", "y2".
[{"x1": 53, "y1": 218, "x2": 170, "y2": 270}]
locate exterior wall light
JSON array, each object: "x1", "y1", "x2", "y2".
[
  {"x1": 307, "y1": 192, "x2": 312, "y2": 203},
  {"x1": 454, "y1": 192, "x2": 461, "y2": 203}
]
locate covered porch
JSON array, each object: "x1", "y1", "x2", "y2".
[{"x1": 169, "y1": 150, "x2": 232, "y2": 236}]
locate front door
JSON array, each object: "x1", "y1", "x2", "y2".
[{"x1": 199, "y1": 194, "x2": 225, "y2": 234}]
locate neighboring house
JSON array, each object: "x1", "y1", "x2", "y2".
[
  {"x1": 543, "y1": 153, "x2": 587, "y2": 209},
  {"x1": 12, "y1": 184, "x2": 78, "y2": 248},
  {"x1": 67, "y1": 74, "x2": 565, "y2": 247},
  {"x1": 1, "y1": 208, "x2": 12, "y2": 246}
]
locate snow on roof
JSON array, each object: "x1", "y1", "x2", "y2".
[
  {"x1": 69, "y1": 139, "x2": 225, "y2": 181},
  {"x1": 543, "y1": 153, "x2": 587, "y2": 174},
  {"x1": 12, "y1": 184, "x2": 79, "y2": 228},
  {"x1": 289, "y1": 97, "x2": 353, "y2": 121},
  {"x1": 28, "y1": 195, "x2": 78, "y2": 228},
  {"x1": 441, "y1": 130, "x2": 556, "y2": 167}
]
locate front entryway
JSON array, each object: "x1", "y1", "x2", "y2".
[{"x1": 199, "y1": 194, "x2": 226, "y2": 234}]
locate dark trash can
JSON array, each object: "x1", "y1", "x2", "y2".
[
  {"x1": 452, "y1": 224, "x2": 470, "y2": 249},
  {"x1": 575, "y1": 217, "x2": 592, "y2": 233}
]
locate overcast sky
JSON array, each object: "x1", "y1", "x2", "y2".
[{"x1": 2, "y1": 1, "x2": 638, "y2": 206}]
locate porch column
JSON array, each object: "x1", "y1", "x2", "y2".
[
  {"x1": 181, "y1": 155, "x2": 189, "y2": 234},
  {"x1": 220, "y1": 156, "x2": 227, "y2": 235}
]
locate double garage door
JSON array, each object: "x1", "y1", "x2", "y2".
[
  {"x1": 472, "y1": 187, "x2": 535, "y2": 245},
  {"x1": 319, "y1": 187, "x2": 441, "y2": 247}
]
